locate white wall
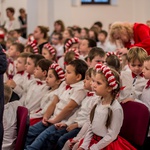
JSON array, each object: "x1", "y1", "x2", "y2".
[{"x1": 0, "y1": 0, "x2": 150, "y2": 34}]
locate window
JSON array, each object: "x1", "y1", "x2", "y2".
[{"x1": 81, "y1": 0, "x2": 110, "y2": 4}]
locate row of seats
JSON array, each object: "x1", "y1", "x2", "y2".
[{"x1": 15, "y1": 101, "x2": 150, "y2": 150}]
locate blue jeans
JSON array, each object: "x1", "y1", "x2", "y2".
[{"x1": 56, "y1": 128, "x2": 81, "y2": 150}]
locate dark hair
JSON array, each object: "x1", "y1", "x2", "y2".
[
  {"x1": 73, "y1": 27, "x2": 81, "y2": 34},
  {"x1": 85, "y1": 38, "x2": 97, "y2": 48},
  {"x1": 64, "y1": 51, "x2": 76, "y2": 65},
  {"x1": 106, "y1": 55, "x2": 121, "y2": 72},
  {"x1": 6, "y1": 7, "x2": 15, "y2": 14},
  {"x1": 54, "y1": 20, "x2": 65, "y2": 32},
  {"x1": 88, "y1": 47, "x2": 105, "y2": 61},
  {"x1": 12, "y1": 42, "x2": 24, "y2": 53},
  {"x1": 37, "y1": 26, "x2": 49, "y2": 39},
  {"x1": 68, "y1": 59, "x2": 88, "y2": 80},
  {"x1": 93, "y1": 21, "x2": 103, "y2": 28},
  {"x1": 19, "y1": 8, "x2": 25, "y2": 13},
  {"x1": 14, "y1": 29, "x2": 22, "y2": 34},
  {"x1": 99, "y1": 30, "x2": 108, "y2": 37},
  {"x1": 28, "y1": 54, "x2": 44, "y2": 66},
  {"x1": 52, "y1": 32, "x2": 63, "y2": 40},
  {"x1": 37, "y1": 59, "x2": 52, "y2": 75}
]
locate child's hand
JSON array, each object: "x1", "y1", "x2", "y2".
[
  {"x1": 5, "y1": 79, "x2": 16, "y2": 88},
  {"x1": 47, "y1": 118, "x2": 56, "y2": 124},
  {"x1": 42, "y1": 117, "x2": 49, "y2": 126},
  {"x1": 55, "y1": 122, "x2": 67, "y2": 129},
  {"x1": 66, "y1": 123, "x2": 78, "y2": 132},
  {"x1": 122, "y1": 98, "x2": 134, "y2": 104},
  {"x1": 69, "y1": 139, "x2": 78, "y2": 149}
]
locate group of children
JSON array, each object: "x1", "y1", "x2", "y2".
[{"x1": 0, "y1": 21, "x2": 150, "y2": 150}]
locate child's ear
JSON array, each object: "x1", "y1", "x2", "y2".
[
  {"x1": 76, "y1": 74, "x2": 82, "y2": 81},
  {"x1": 56, "y1": 79, "x2": 61, "y2": 85},
  {"x1": 43, "y1": 70, "x2": 47, "y2": 77},
  {"x1": 107, "y1": 86, "x2": 113, "y2": 93}
]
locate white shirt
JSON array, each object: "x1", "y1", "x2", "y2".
[
  {"x1": 2, "y1": 101, "x2": 22, "y2": 150},
  {"x1": 30, "y1": 89, "x2": 57, "y2": 119},
  {"x1": 19, "y1": 79, "x2": 49, "y2": 113},
  {"x1": 80, "y1": 99, "x2": 123, "y2": 150},
  {"x1": 4, "y1": 19, "x2": 20, "y2": 31},
  {"x1": 51, "y1": 81, "x2": 86, "y2": 120},
  {"x1": 65, "y1": 92, "x2": 99, "y2": 127},
  {"x1": 52, "y1": 44, "x2": 64, "y2": 57},
  {"x1": 118, "y1": 70, "x2": 147, "y2": 102}
]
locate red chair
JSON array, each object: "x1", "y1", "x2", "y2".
[
  {"x1": 120, "y1": 101, "x2": 150, "y2": 149},
  {"x1": 14, "y1": 106, "x2": 29, "y2": 150}
]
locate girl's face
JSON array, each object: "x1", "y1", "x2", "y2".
[
  {"x1": 63, "y1": 30, "x2": 71, "y2": 40},
  {"x1": 79, "y1": 39, "x2": 90, "y2": 56},
  {"x1": 25, "y1": 57, "x2": 35, "y2": 74},
  {"x1": 65, "y1": 65, "x2": 80, "y2": 85},
  {"x1": 33, "y1": 27, "x2": 43, "y2": 40},
  {"x1": 16, "y1": 57, "x2": 26, "y2": 72},
  {"x1": 54, "y1": 23, "x2": 61, "y2": 32},
  {"x1": 93, "y1": 73, "x2": 109, "y2": 97},
  {"x1": 83, "y1": 74, "x2": 92, "y2": 91},
  {"x1": 81, "y1": 29, "x2": 88, "y2": 38},
  {"x1": 46, "y1": 69, "x2": 60, "y2": 89},
  {"x1": 142, "y1": 61, "x2": 150, "y2": 79},
  {"x1": 42, "y1": 48, "x2": 52, "y2": 61},
  {"x1": 128, "y1": 59, "x2": 143, "y2": 75}
]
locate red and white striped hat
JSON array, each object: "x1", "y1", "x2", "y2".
[
  {"x1": 65, "y1": 48, "x2": 80, "y2": 59},
  {"x1": 27, "y1": 40, "x2": 39, "y2": 54},
  {"x1": 65, "y1": 37, "x2": 79, "y2": 49},
  {"x1": 50, "y1": 63, "x2": 65, "y2": 81},
  {"x1": 43, "y1": 43, "x2": 56, "y2": 56},
  {"x1": 95, "y1": 63, "x2": 118, "y2": 90}
]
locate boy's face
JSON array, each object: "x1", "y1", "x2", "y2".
[
  {"x1": 51, "y1": 34, "x2": 59, "y2": 45},
  {"x1": 142, "y1": 60, "x2": 150, "y2": 79},
  {"x1": 79, "y1": 39, "x2": 90, "y2": 56},
  {"x1": 83, "y1": 74, "x2": 92, "y2": 91},
  {"x1": 128, "y1": 59, "x2": 143, "y2": 75},
  {"x1": 25, "y1": 57, "x2": 35, "y2": 74},
  {"x1": 65, "y1": 65, "x2": 80, "y2": 85},
  {"x1": 8, "y1": 45, "x2": 19, "y2": 58},
  {"x1": 34, "y1": 66, "x2": 45, "y2": 80},
  {"x1": 88, "y1": 55, "x2": 106, "y2": 68},
  {"x1": 16, "y1": 57, "x2": 26, "y2": 72},
  {"x1": 98, "y1": 33, "x2": 106, "y2": 42}
]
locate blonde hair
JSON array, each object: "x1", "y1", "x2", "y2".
[
  {"x1": 4, "y1": 84, "x2": 12, "y2": 104},
  {"x1": 127, "y1": 47, "x2": 148, "y2": 63},
  {"x1": 109, "y1": 22, "x2": 133, "y2": 43}
]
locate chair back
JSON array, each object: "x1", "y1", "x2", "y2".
[
  {"x1": 120, "y1": 101, "x2": 150, "y2": 147},
  {"x1": 14, "y1": 106, "x2": 29, "y2": 150}
]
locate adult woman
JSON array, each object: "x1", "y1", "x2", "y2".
[
  {"x1": 109, "y1": 21, "x2": 150, "y2": 55},
  {"x1": 33, "y1": 26, "x2": 49, "y2": 54}
]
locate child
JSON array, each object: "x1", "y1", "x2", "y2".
[
  {"x1": 2, "y1": 84, "x2": 21, "y2": 150},
  {"x1": 106, "y1": 52, "x2": 121, "y2": 73},
  {"x1": 65, "y1": 37, "x2": 79, "y2": 50},
  {"x1": 29, "y1": 63, "x2": 65, "y2": 125},
  {"x1": 24, "y1": 59, "x2": 88, "y2": 150},
  {"x1": 118, "y1": 47, "x2": 148, "y2": 102},
  {"x1": 77, "y1": 63, "x2": 136, "y2": 150},
  {"x1": 19, "y1": 58, "x2": 52, "y2": 112},
  {"x1": 87, "y1": 47, "x2": 106, "y2": 68},
  {"x1": 53, "y1": 68, "x2": 99, "y2": 150},
  {"x1": 51, "y1": 32, "x2": 64, "y2": 59},
  {"x1": 120, "y1": 53, "x2": 130, "y2": 72},
  {"x1": 6, "y1": 42, "x2": 24, "y2": 80},
  {"x1": 80, "y1": 27, "x2": 89, "y2": 39},
  {"x1": 79, "y1": 38, "x2": 96, "y2": 59},
  {"x1": 123, "y1": 56, "x2": 150, "y2": 149},
  {"x1": 6, "y1": 54, "x2": 44, "y2": 98},
  {"x1": 42, "y1": 43, "x2": 57, "y2": 62},
  {"x1": 97, "y1": 30, "x2": 108, "y2": 52}
]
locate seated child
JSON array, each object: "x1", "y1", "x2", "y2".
[
  {"x1": 24, "y1": 59, "x2": 88, "y2": 150},
  {"x1": 2, "y1": 84, "x2": 21, "y2": 150},
  {"x1": 29, "y1": 63, "x2": 65, "y2": 125}
]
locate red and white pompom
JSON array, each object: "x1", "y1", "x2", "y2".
[
  {"x1": 65, "y1": 37, "x2": 79, "y2": 49},
  {"x1": 95, "y1": 63, "x2": 118, "y2": 90},
  {"x1": 43, "y1": 43, "x2": 56, "y2": 56},
  {"x1": 106, "y1": 52, "x2": 122, "y2": 61},
  {"x1": 50, "y1": 63, "x2": 65, "y2": 81}
]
